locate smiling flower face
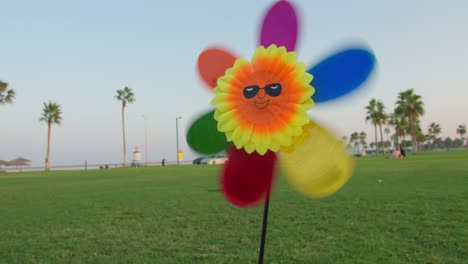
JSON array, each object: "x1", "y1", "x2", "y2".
[{"x1": 211, "y1": 45, "x2": 315, "y2": 155}]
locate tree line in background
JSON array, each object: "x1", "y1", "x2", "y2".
[
  {"x1": 2, "y1": 80, "x2": 467, "y2": 170},
  {"x1": 1, "y1": 80, "x2": 136, "y2": 170},
  {"x1": 350, "y1": 88, "x2": 466, "y2": 153}
]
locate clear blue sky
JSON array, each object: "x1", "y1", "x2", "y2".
[{"x1": 1, "y1": 0, "x2": 467, "y2": 166}]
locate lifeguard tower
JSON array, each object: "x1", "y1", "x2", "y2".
[{"x1": 131, "y1": 147, "x2": 142, "y2": 167}]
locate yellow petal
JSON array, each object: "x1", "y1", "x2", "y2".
[
  {"x1": 300, "y1": 99, "x2": 315, "y2": 111},
  {"x1": 290, "y1": 110, "x2": 310, "y2": 127},
  {"x1": 232, "y1": 123, "x2": 254, "y2": 149},
  {"x1": 252, "y1": 46, "x2": 267, "y2": 59},
  {"x1": 216, "y1": 111, "x2": 238, "y2": 132},
  {"x1": 251, "y1": 126, "x2": 271, "y2": 156},
  {"x1": 286, "y1": 52, "x2": 297, "y2": 64},
  {"x1": 225, "y1": 130, "x2": 233, "y2": 142},
  {"x1": 290, "y1": 125, "x2": 303, "y2": 137},
  {"x1": 295, "y1": 62, "x2": 306, "y2": 72},
  {"x1": 265, "y1": 44, "x2": 278, "y2": 54},
  {"x1": 272, "y1": 131, "x2": 292, "y2": 148},
  {"x1": 210, "y1": 94, "x2": 232, "y2": 111},
  {"x1": 298, "y1": 71, "x2": 313, "y2": 85},
  {"x1": 295, "y1": 88, "x2": 314, "y2": 104},
  {"x1": 244, "y1": 142, "x2": 255, "y2": 154},
  {"x1": 269, "y1": 141, "x2": 281, "y2": 153},
  {"x1": 280, "y1": 119, "x2": 354, "y2": 198}
]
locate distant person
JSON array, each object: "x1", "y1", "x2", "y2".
[
  {"x1": 392, "y1": 147, "x2": 401, "y2": 159},
  {"x1": 399, "y1": 145, "x2": 406, "y2": 158},
  {"x1": 161, "y1": 159, "x2": 166, "y2": 166}
]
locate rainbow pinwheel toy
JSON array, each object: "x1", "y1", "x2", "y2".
[{"x1": 186, "y1": 0, "x2": 376, "y2": 261}]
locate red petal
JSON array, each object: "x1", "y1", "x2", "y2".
[{"x1": 220, "y1": 147, "x2": 277, "y2": 207}]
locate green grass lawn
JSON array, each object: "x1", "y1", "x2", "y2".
[{"x1": 1, "y1": 150, "x2": 467, "y2": 263}]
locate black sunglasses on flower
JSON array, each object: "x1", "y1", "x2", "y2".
[{"x1": 243, "y1": 83, "x2": 282, "y2": 99}]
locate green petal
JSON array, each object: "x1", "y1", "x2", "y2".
[{"x1": 186, "y1": 110, "x2": 230, "y2": 155}]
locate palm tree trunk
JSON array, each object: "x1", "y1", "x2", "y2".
[
  {"x1": 374, "y1": 124, "x2": 378, "y2": 154},
  {"x1": 395, "y1": 126, "x2": 400, "y2": 146},
  {"x1": 45, "y1": 121, "x2": 51, "y2": 171},
  {"x1": 401, "y1": 131, "x2": 405, "y2": 147},
  {"x1": 379, "y1": 123, "x2": 384, "y2": 154},
  {"x1": 408, "y1": 111, "x2": 417, "y2": 152},
  {"x1": 122, "y1": 103, "x2": 127, "y2": 167}
]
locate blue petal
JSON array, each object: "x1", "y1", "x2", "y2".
[{"x1": 308, "y1": 48, "x2": 376, "y2": 103}]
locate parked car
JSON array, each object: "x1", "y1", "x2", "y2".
[
  {"x1": 192, "y1": 157, "x2": 205, "y2": 165},
  {"x1": 130, "y1": 161, "x2": 142, "y2": 167},
  {"x1": 200, "y1": 155, "x2": 228, "y2": 165}
]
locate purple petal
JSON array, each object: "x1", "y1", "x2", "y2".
[{"x1": 259, "y1": 0, "x2": 298, "y2": 51}]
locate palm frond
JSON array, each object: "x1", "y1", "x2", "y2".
[
  {"x1": 116, "y1": 87, "x2": 135, "y2": 104},
  {"x1": 40, "y1": 101, "x2": 63, "y2": 125},
  {"x1": 0, "y1": 81, "x2": 15, "y2": 105}
]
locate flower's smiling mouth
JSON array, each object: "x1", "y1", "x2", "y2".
[{"x1": 254, "y1": 99, "x2": 270, "y2": 109}]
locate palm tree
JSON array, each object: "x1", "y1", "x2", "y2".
[
  {"x1": 396, "y1": 89, "x2": 425, "y2": 152},
  {"x1": 416, "y1": 128, "x2": 427, "y2": 150},
  {"x1": 0, "y1": 81, "x2": 15, "y2": 105},
  {"x1": 389, "y1": 111, "x2": 410, "y2": 148},
  {"x1": 40, "y1": 102, "x2": 63, "y2": 171},
  {"x1": 341, "y1": 136, "x2": 351, "y2": 148},
  {"x1": 384, "y1": 127, "x2": 390, "y2": 146},
  {"x1": 428, "y1": 122, "x2": 442, "y2": 147},
  {"x1": 359, "y1": 131, "x2": 367, "y2": 148},
  {"x1": 457, "y1": 124, "x2": 466, "y2": 142},
  {"x1": 390, "y1": 134, "x2": 399, "y2": 147},
  {"x1": 365, "y1": 98, "x2": 379, "y2": 153},
  {"x1": 398, "y1": 117, "x2": 410, "y2": 147},
  {"x1": 376, "y1": 100, "x2": 387, "y2": 152},
  {"x1": 387, "y1": 112, "x2": 400, "y2": 146},
  {"x1": 115, "y1": 87, "x2": 135, "y2": 167},
  {"x1": 350, "y1": 132, "x2": 359, "y2": 147}
]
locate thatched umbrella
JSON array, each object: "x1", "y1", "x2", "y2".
[{"x1": 7, "y1": 157, "x2": 31, "y2": 171}]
